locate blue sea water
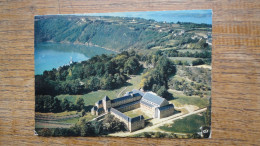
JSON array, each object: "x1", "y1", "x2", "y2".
[
  {"x1": 82, "y1": 9, "x2": 212, "y2": 24},
  {"x1": 35, "y1": 42, "x2": 116, "y2": 75}
]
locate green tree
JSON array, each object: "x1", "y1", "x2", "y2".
[
  {"x1": 81, "y1": 109, "x2": 86, "y2": 117},
  {"x1": 75, "y1": 97, "x2": 85, "y2": 111},
  {"x1": 52, "y1": 98, "x2": 61, "y2": 112},
  {"x1": 124, "y1": 57, "x2": 140, "y2": 75},
  {"x1": 61, "y1": 99, "x2": 70, "y2": 111},
  {"x1": 156, "y1": 86, "x2": 168, "y2": 98},
  {"x1": 192, "y1": 59, "x2": 204, "y2": 66}
]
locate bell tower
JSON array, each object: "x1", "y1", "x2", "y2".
[{"x1": 102, "y1": 96, "x2": 111, "y2": 112}]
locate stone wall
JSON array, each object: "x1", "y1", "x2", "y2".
[
  {"x1": 110, "y1": 108, "x2": 129, "y2": 127},
  {"x1": 159, "y1": 106, "x2": 175, "y2": 119},
  {"x1": 140, "y1": 103, "x2": 155, "y2": 115},
  {"x1": 129, "y1": 118, "x2": 145, "y2": 132},
  {"x1": 110, "y1": 108, "x2": 145, "y2": 132}
]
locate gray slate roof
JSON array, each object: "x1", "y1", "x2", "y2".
[
  {"x1": 132, "y1": 89, "x2": 145, "y2": 96},
  {"x1": 124, "y1": 91, "x2": 132, "y2": 96},
  {"x1": 111, "y1": 95, "x2": 132, "y2": 103},
  {"x1": 91, "y1": 106, "x2": 97, "y2": 111},
  {"x1": 111, "y1": 108, "x2": 145, "y2": 123},
  {"x1": 142, "y1": 92, "x2": 166, "y2": 107},
  {"x1": 158, "y1": 104, "x2": 174, "y2": 111},
  {"x1": 97, "y1": 107, "x2": 104, "y2": 112},
  {"x1": 140, "y1": 100, "x2": 154, "y2": 108},
  {"x1": 114, "y1": 100, "x2": 140, "y2": 110},
  {"x1": 103, "y1": 96, "x2": 110, "y2": 101},
  {"x1": 95, "y1": 100, "x2": 102, "y2": 105},
  {"x1": 110, "y1": 108, "x2": 129, "y2": 121}
]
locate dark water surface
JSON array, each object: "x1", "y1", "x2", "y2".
[{"x1": 35, "y1": 42, "x2": 116, "y2": 75}]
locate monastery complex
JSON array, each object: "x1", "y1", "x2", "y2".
[{"x1": 91, "y1": 89, "x2": 175, "y2": 132}]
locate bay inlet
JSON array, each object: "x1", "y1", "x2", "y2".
[{"x1": 35, "y1": 42, "x2": 116, "y2": 75}]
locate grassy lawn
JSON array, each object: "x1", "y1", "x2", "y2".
[
  {"x1": 35, "y1": 111, "x2": 79, "y2": 117},
  {"x1": 35, "y1": 112, "x2": 96, "y2": 128},
  {"x1": 35, "y1": 111, "x2": 81, "y2": 128},
  {"x1": 177, "y1": 49, "x2": 204, "y2": 53},
  {"x1": 168, "y1": 89, "x2": 209, "y2": 108},
  {"x1": 168, "y1": 57, "x2": 198, "y2": 64},
  {"x1": 56, "y1": 117, "x2": 80, "y2": 124},
  {"x1": 35, "y1": 122, "x2": 72, "y2": 129},
  {"x1": 56, "y1": 87, "x2": 128, "y2": 106},
  {"x1": 123, "y1": 108, "x2": 150, "y2": 119},
  {"x1": 159, "y1": 114, "x2": 206, "y2": 134},
  {"x1": 165, "y1": 40, "x2": 178, "y2": 46},
  {"x1": 56, "y1": 70, "x2": 143, "y2": 106}
]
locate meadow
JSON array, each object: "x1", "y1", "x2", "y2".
[
  {"x1": 56, "y1": 71, "x2": 143, "y2": 107},
  {"x1": 168, "y1": 57, "x2": 198, "y2": 64},
  {"x1": 159, "y1": 114, "x2": 206, "y2": 134},
  {"x1": 168, "y1": 89, "x2": 209, "y2": 108},
  {"x1": 123, "y1": 108, "x2": 151, "y2": 119}
]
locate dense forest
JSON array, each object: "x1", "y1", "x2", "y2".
[
  {"x1": 35, "y1": 15, "x2": 212, "y2": 52},
  {"x1": 35, "y1": 50, "x2": 179, "y2": 112},
  {"x1": 35, "y1": 51, "x2": 141, "y2": 96}
]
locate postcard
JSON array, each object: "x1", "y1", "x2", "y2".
[{"x1": 35, "y1": 9, "x2": 212, "y2": 138}]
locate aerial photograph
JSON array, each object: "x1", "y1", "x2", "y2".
[{"x1": 35, "y1": 10, "x2": 212, "y2": 138}]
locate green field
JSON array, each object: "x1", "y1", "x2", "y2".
[
  {"x1": 177, "y1": 49, "x2": 204, "y2": 53},
  {"x1": 35, "y1": 111, "x2": 79, "y2": 117},
  {"x1": 56, "y1": 90, "x2": 120, "y2": 106},
  {"x1": 35, "y1": 117, "x2": 79, "y2": 129},
  {"x1": 56, "y1": 71, "x2": 143, "y2": 107},
  {"x1": 35, "y1": 111, "x2": 81, "y2": 128},
  {"x1": 79, "y1": 112, "x2": 97, "y2": 122},
  {"x1": 35, "y1": 112, "x2": 96, "y2": 129},
  {"x1": 159, "y1": 114, "x2": 206, "y2": 134},
  {"x1": 168, "y1": 57, "x2": 198, "y2": 64},
  {"x1": 168, "y1": 89, "x2": 209, "y2": 108},
  {"x1": 56, "y1": 117, "x2": 80, "y2": 124},
  {"x1": 123, "y1": 108, "x2": 151, "y2": 119}
]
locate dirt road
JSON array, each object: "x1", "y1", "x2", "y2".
[{"x1": 117, "y1": 87, "x2": 127, "y2": 98}]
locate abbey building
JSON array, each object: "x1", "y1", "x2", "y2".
[{"x1": 91, "y1": 89, "x2": 174, "y2": 132}]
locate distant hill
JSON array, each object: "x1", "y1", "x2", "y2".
[{"x1": 35, "y1": 15, "x2": 212, "y2": 52}]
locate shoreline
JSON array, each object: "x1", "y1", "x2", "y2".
[
  {"x1": 44, "y1": 40, "x2": 121, "y2": 53},
  {"x1": 35, "y1": 41, "x2": 120, "y2": 75}
]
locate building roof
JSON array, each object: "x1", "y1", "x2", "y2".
[
  {"x1": 132, "y1": 93, "x2": 142, "y2": 97},
  {"x1": 111, "y1": 95, "x2": 132, "y2": 103},
  {"x1": 111, "y1": 108, "x2": 144, "y2": 123},
  {"x1": 124, "y1": 90, "x2": 142, "y2": 97},
  {"x1": 95, "y1": 100, "x2": 102, "y2": 105},
  {"x1": 158, "y1": 104, "x2": 174, "y2": 111},
  {"x1": 124, "y1": 91, "x2": 132, "y2": 96},
  {"x1": 140, "y1": 100, "x2": 155, "y2": 108},
  {"x1": 110, "y1": 108, "x2": 129, "y2": 121},
  {"x1": 132, "y1": 89, "x2": 145, "y2": 96},
  {"x1": 142, "y1": 92, "x2": 167, "y2": 107},
  {"x1": 114, "y1": 100, "x2": 140, "y2": 110},
  {"x1": 97, "y1": 107, "x2": 104, "y2": 112},
  {"x1": 103, "y1": 96, "x2": 110, "y2": 101},
  {"x1": 112, "y1": 93, "x2": 142, "y2": 104},
  {"x1": 91, "y1": 106, "x2": 97, "y2": 111}
]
